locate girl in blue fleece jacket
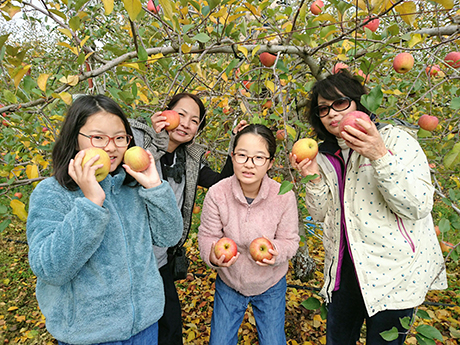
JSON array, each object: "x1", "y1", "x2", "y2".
[{"x1": 26, "y1": 95, "x2": 183, "y2": 345}]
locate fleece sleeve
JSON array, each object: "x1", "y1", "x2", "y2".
[{"x1": 27, "y1": 180, "x2": 110, "y2": 286}]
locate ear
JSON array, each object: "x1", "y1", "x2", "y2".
[{"x1": 267, "y1": 159, "x2": 274, "y2": 170}]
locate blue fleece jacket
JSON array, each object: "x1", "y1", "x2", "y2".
[{"x1": 26, "y1": 168, "x2": 183, "y2": 345}]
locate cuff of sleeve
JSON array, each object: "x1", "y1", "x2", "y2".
[{"x1": 371, "y1": 150, "x2": 393, "y2": 170}]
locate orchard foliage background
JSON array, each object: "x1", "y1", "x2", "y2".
[{"x1": 0, "y1": 0, "x2": 460, "y2": 343}]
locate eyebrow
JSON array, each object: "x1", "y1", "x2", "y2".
[
  {"x1": 177, "y1": 107, "x2": 200, "y2": 118},
  {"x1": 235, "y1": 148, "x2": 269, "y2": 155}
]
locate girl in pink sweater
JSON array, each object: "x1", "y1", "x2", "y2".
[{"x1": 198, "y1": 124, "x2": 300, "y2": 345}]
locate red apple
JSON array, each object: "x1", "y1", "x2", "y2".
[
  {"x1": 215, "y1": 237, "x2": 238, "y2": 263},
  {"x1": 2, "y1": 120, "x2": 9, "y2": 126},
  {"x1": 418, "y1": 114, "x2": 438, "y2": 131},
  {"x1": 147, "y1": 0, "x2": 160, "y2": 13},
  {"x1": 440, "y1": 240, "x2": 454, "y2": 253},
  {"x1": 14, "y1": 192, "x2": 23, "y2": 199},
  {"x1": 42, "y1": 127, "x2": 48, "y2": 132},
  {"x1": 259, "y1": 52, "x2": 277, "y2": 67},
  {"x1": 332, "y1": 62, "x2": 348, "y2": 74},
  {"x1": 363, "y1": 16, "x2": 380, "y2": 32},
  {"x1": 393, "y1": 52, "x2": 414, "y2": 74},
  {"x1": 338, "y1": 111, "x2": 372, "y2": 135},
  {"x1": 276, "y1": 129, "x2": 285, "y2": 141},
  {"x1": 357, "y1": 69, "x2": 370, "y2": 82},
  {"x1": 162, "y1": 110, "x2": 180, "y2": 131},
  {"x1": 310, "y1": 0, "x2": 324, "y2": 15},
  {"x1": 192, "y1": 204, "x2": 201, "y2": 214},
  {"x1": 242, "y1": 80, "x2": 253, "y2": 89},
  {"x1": 262, "y1": 100, "x2": 273, "y2": 109},
  {"x1": 81, "y1": 147, "x2": 111, "y2": 182},
  {"x1": 292, "y1": 138, "x2": 318, "y2": 162},
  {"x1": 425, "y1": 64, "x2": 441, "y2": 77},
  {"x1": 124, "y1": 146, "x2": 151, "y2": 172},
  {"x1": 444, "y1": 52, "x2": 460, "y2": 69},
  {"x1": 249, "y1": 237, "x2": 273, "y2": 262}
]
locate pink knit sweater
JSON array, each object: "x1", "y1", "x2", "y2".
[{"x1": 198, "y1": 174, "x2": 300, "y2": 296}]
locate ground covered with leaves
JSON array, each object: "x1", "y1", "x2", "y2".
[{"x1": 1, "y1": 219, "x2": 459, "y2": 345}]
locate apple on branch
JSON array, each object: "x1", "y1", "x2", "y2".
[
  {"x1": 338, "y1": 111, "x2": 372, "y2": 135},
  {"x1": 310, "y1": 0, "x2": 324, "y2": 15},
  {"x1": 291, "y1": 138, "x2": 318, "y2": 162},
  {"x1": 393, "y1": 52, "x2": 414, "y2": 74},
  {"x1": 425, "y1": 64, "x2": 441, "y2": 77},
  {"x1": 332, "y1": 62, "x2": 348, "y2": 74},
  {"x1": 124, "y1": 146, "x2": 151, "y2": 172},
  {"x1": 147, "y1": 0, "x2": 160, "y2": 13},
  {"x1": 363, "y1": 16, "x2": 380, "y2": 32},
  {"x1": 14, "y1": 192, "x2": 23, "y2": 199},
  {"x1": 444, "y1": 52, "x2": 460, "y2": 69},
  {"x1": 81, "y1": 147, "x2": 111, "y2": 182},
  {"x1": 214, "y1": 237, "x2": 238, "y2": 263},
  {"x1": 418, "y1": 114, "x2": 438, "y2": 132},
  {"x1": 249, "y1": 237, "x2": 274, "y2": 262},
  {"x1": 276, "y1": 129, "x2": 285, "y2": 141},
  {"x1": 259, "y1": 52, "x2": 277, "y2": 67},
  {"x1": 161, "y1": 110, "x2": 180, "y2": 131}
]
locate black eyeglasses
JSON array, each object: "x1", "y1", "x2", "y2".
[
  {"x1": 233, "y1": 153, "x2": 271, "y2": 166},
  {"x1": 79, "y1": 133, "x2": 133, "y2": 148},
  {"x1": 316, "y1": 97, "x2": 353, "y2": 118}
]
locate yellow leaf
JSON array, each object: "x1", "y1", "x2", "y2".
[
  {"x1": 240, "y1": 102, "x2": 248, "y2": 114},
  {"x1": 120, "y1": 62, "x2": 142, "y2": 71},
  {"x1": 57, "y1": 28, "x2": 73, "y2": 39},
  {"x1": 282, "y1": 22, "x2": 293, "y2": 32},
  {"x1": 187, "y1": 330, "x2": 195, "y2": 342},
  {"x1": 286, "y1": 125, "x2": 296, "y2": 140},
  {"x1": 395, "y1": 1, "x2": 417, "y2": 25},
  {"x1": 227, "y1": 13, "x2": 246, "y2": 22},
  {"x1": 337, "y1": 53, "x2": 348, "y2": 61},
  {"x1": 57, "y1": 42, "x2": 78, "y2": 55},
  {"x1": 181, "y1": 43, "x2": 192, "y2": 54},
  {"x1": 252, "y1": 45, "x2": 261, "y2": 59},
  {"x1": 313, "y1": 13, "x2": 337, "y2": 22},
  {"x1": 238, "y1": 45, "x2": 248, "y2": 59},
  {"x1": 431, "y1": 0, "x2": 453, "y2": 9},
  {"x1": 7, "y1": 306, "x2": 19, "y2": 312},
  {"x1": 14, "y1": 65, "x2": 31, "y2": 89},
  {"x1": 80, "y1": 36, "x2": 90, "y2": 48},
  {"x1": 158, "y1": 0, "x2": 174, "y2": 22},
  {"x1": 265, "y1": 80, "x2": 274, "y2": 93},
  {"x1": 59, "y1": 92, "x2": 73, "y2": 105},
  {"x1": 37, "y1": 74, "x2": 50, "y2": 92},
  {"x1": 102, "y1": 0, "x2": 114, "y2": 14},
  {"x1": 122, "y1": 0, "x2": 142, "y2": 21},
  {"x1": 147, "y1": 53, "x2": 164, "y2": 64},
  {"x1": 15, "y1": 315, "x2": 26, "y2": 322},
  {"x1": 9, "y1": 166, "x2": 23, "y2": 179},
  {"x1": 221, "y1": 72, "x2": 228, "y2": 82},
  {"x1": 10, "y1": 199, "x2": 28, "y2": 221},
  {"x1": 26, "y1": 164, "x2": 39, "y2": 179},
  {"x1": 67, "y1": 75, "x2": 79, "y2": 86},
  {"x1": 408, "y1": 34, "x2": 422, "y2": 48}
]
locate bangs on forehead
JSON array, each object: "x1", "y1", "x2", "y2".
[{"x1": 317, "y1": 82, "x2": 344, "y2": 101}]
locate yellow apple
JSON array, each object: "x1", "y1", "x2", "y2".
[
  {"x1": 292, "y1": 138, "x2": 318, "y2": 162},
  {"x1": 124, "y1": 146, "x2": 151, "y2": 172},
  {"x1": 81, "y1": 148, "x2": 111, "y2": 182}
]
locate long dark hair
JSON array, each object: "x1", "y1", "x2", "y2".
[
  {"x1": 307, "y1": 71, "x2": 370, "y2": 141},
  {"x1": 52, "y1": 95, "x2": 135, "y2": 190},
  {"x1": 233, "y1": 124, "x2": 276, "y2": 160},
  {"x1": 167, "y1": 93, "x2": 207, "y2": 131}
]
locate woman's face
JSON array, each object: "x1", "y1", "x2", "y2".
[
  {"x1": 168, "y1": 96, "x2": 201, "y2": 147},
  {"x1": 318, "y1": 93, "x2": 357, "y2": 138},
  {"x1": 232, "y1": 133, "x2": 273, "y2": 195},
  {"x1": 77, "y1": 111, "x2": 128, "y2": 172}
]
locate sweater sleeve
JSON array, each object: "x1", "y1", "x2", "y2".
[
  {"x1": 197, "y1": 188, "x2": 224, "y2": 268},
  {"x1": 27, "y1": 180, "x2": 110, "y2": 286},
  {"x1": 271, "y1": 190, "x2": 300, "y2": 265},
  {"x1": 139, "y1": 181, "x2": 183, "y2": 247},
  {"x1": 371, "y1": 127, "x2": 434, "y2": 220}
]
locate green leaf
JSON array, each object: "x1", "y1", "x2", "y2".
[
  {"x1": 208, "y1": 0, "x2": 220, "y2": 11},
  {"x1": 192, "y1": 33, "x2": 211, "y2": 43},
  {"x1": 49, "y1": 9, "x2": 67, "y2": 21},
  {"x1": 320, "y1": 303, "x2": 328, "y2": 320},
  {"x1": 73, "y1": 0, "x2": 88, "y2": 11},
  {"x1": 417, "y1": 128, "x2": 432, "y2": 138},
  {"x1": 379, "y1": 327, "x2": 399, "y2": 341},
  {"x1": 399, "y1": 316, "x2": 412, "y2": 330},
  {"x1": 416, "y1": 309, "x2": 432, "y2": 320},
  {"x1": 416, "y1": 324, "x2": 443, "y2": 341},
  {"x1": 415, "y1": 334, "x2": 436, "y2": 345},
  {"x1": 0, "y1": 204, "x2": 8, "y2": 214},
  {"x1": 301, "y1": 174, "x2": 319, "y2": 183},
  {"x1": 360, "y1": 86, "x2": 383, "y2": 113},
  {"x1": 443, "y1": 142, "x2": 460, "y2": 169},
  {"x1": 69, "y1": 16, "x2": 81, "y2": 31},
  {"x1": 122, "y1": 0, "x2": 143, "y2": 21},
  {"x1": 278, "y1": 180, "x2": 293, "y2": 195},
  {"x1": 225, "y1": 59, "x2": 240, "y2": 78},
  {"x1": 450, "y1": 97, "x2": 460, "y2": 110},
  {"x1": 3, "y1": 89, "x2": 17, "y2": 103},
  {"x1": 301, "y1": 297, "x2": 321, "y2": 310},
  {"x1": 0, "y1": 220, "x2": 11, "y2": 233},
  {"x1": 138, "y1": 45, "x2": 148, "y2": 62},
  {"x1": 0, "y1": 34, "x2": 9, "y2": 49}
]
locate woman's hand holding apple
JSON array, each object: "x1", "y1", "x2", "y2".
[
  {"x1": 68, "y1": 150, "x2": 106, "y2": 206},
  {"x1": 289, "y1": 153, "x2": 321, "y2": 183},
  {"x1": 340, "y1": 119, "x2": 387, "y2": 161},
  {"x1": 150, "y1": 111, "x2": 169, "y2": 133},
  {"x1": 123, "y1": 150, "x2": 162, "y2": 189},
  {"x1": 209, "y1": 241, "x2": 240, "y2": 267}
]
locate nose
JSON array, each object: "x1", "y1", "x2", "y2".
[
  {"x1": 181, "y1": 117, "x2": 190, "y2": 129},
  {"x1": 243, "y1": 157, "x2": 255, "y2": 167},
  {"x1": 104, "y1": 139, "x2": 117, "y2": 152}
]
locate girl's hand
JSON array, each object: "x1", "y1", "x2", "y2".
[
  {"x1": 289, "y1": 153, "x2": 322, "y2": 183},
  {"x1": 209, "y1": 242, "x2": 240, "y2": 267},
  {"x1": 255, "y1": 238, "x2": 278, "y2": 266},
  {"x1": 340, "y1": 119, "x2": 387, "y2": 161},
  {"x1": 123, "y1": 150, "x2": 162, "y2": 189},
  {"x1": 68, "y1": 150, "x2": 106, "y2": 206},
  {"x1": 150, "y1": 111, "x2": 169, "y2": 133},
  {"x1": 232, "y1": 120, "x2": 249, "y2": 135}
]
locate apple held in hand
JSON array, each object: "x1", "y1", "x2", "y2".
[
  {"x1": 291, "y1": 138, "x2": 318, "y2": 162},
  {"x1": 444, "y1": 52, "x2": 460, "y2": 69},
  {"x1": 215, "y1": 237, "x2": 238, "y2": 263},
  {"x1": 259, "y1": 52, "x2": 277, "y2": 67},
  {"x1": 338, "y1": 111, "x2": 372, "y2": 135},
  {"x1": 418, "y1": 114, "x2": 439, "y2": 131},
  {"x1": 310, "y1": 0, "x2": 324, "y2": 15},
  {"x1": 393, "y1": 52, "x2": 414, "y2": 74},
  {"x1": 249, "y1": 237, "x2": 273, "y2": 262},
  {"x1": 124, "y1": 146, "x2": 151, "y2": 172},
  {"x1": 81, "y1": 148, "x2": 111, "y2": 182},
  {"x1": 162, "y1": 110, "x2": 180, "y2": 131}
]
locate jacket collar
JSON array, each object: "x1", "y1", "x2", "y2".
[{"x1": 99, "y1": 167, "x2": 127, "y2": 194}]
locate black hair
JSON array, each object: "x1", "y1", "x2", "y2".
[
  {"x1": 167, "y1": 93, "x2": 207, "y2": 131},
  {"x1": 233, "y1": 124, "x2": 276, "y2": 159},
  {"x1": 306, "y1": 70, "x2": 370, "y2": 141},
  {"x1": 52, "y1": 94, "x2": 136, "y2": 190}
]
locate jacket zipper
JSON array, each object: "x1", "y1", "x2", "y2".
[{"x1": 395, "y1": 214, "x2": 416, "y2": 252}]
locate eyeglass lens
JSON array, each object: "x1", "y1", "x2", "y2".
[
  {"x1": 91, "y1": 135, "x2": 131, "y2": 148},
  {"x1": 234, "y1": 153, "x2": 268, "y2": 166},
  {"x1": 317, "y1": 98, "x2": 351, "y2": 117}
]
